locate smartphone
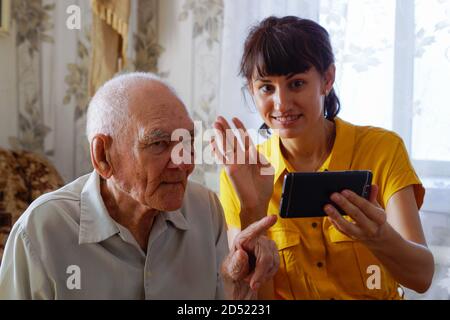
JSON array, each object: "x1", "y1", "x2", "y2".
[{"x1": 279, "y1": 170, "x2": 372, "y2": 218}]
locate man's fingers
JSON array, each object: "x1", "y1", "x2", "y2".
[
  {"x1": 225, "y1": 249, "x2": 249, "y2": 281},
  {"x1": 235, "y1": 215, "x2": 277, "y2": 250},
  {"x1": 249, "y1": 238, "x2": 279, "y2": 290}
]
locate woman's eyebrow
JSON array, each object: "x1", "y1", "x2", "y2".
[
  {"x1": 253, "y1": 78, "x2": 271, "y2": 83},
  {"x1": 286, "y1": 72, "x2": 309, "y2": 80}
]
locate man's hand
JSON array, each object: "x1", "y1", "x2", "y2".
[{"x1": 221, "y1": 215, "x2": 279, "y2": 300}]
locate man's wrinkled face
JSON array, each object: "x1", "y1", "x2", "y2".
[{"x1": 109, "y1": 82, "x2": 195, "y2": 211}]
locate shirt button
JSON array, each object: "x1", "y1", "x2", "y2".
[
  {"x1": 312, "y1": 222, "x2": 318, "y2": 228},
  {"x1": 317, "y1": 261, "x2": 324, "y2": 268}
]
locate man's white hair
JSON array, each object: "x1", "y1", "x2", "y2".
[{"x1": 86, "y1": 72, "x2": 180, "y2": 143}]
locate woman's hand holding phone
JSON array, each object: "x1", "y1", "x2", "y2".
[{"x1": 324, "y1": 185, "x2": 389, "y2": 244}]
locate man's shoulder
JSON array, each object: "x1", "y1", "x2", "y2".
[
  {"x1": 183, "y1": 180, "x2": 222, "y2": 217},
  {"x1": 182, "y1": 180, "x2": 226, "y2": 242},
  {"x1": 184, "y1": 180, "x2": 218, "y2": 206},
  {"x1": 14, "y1": 173, "x2": 90, "y2": 234}
]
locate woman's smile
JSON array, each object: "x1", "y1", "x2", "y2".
[{"x1": 271, "y1": 113, "x2": 303, "y2": 127}]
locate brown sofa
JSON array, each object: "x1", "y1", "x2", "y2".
[{"x1": 0, "y1": 148, "x2": 64, "y2": 263}]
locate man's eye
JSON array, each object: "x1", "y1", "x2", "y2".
[
  {"x1": 149, "y1": 141, "x2": 169, "y2": 154},
  {"x1": 290, "y1": 80, "x2": 305, "y2": 89}
]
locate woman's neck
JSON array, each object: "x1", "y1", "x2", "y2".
[{"x1": 280, "y1": 118, "x2": 335, "y2": 172}]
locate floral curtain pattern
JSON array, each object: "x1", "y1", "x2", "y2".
[
  {"x1": 8, "y1": 0, "x2": 224, "y2": 189},
  {"x1": 7, "y1": 0, "x2": 165, "y2": 182},
  {"x1": 9, "y1": 0, "x2": 54, "y2": 155}
]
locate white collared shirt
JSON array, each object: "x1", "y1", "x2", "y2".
[{"x1": 0, "y1": 171, "x2": 228, "y2": 299}]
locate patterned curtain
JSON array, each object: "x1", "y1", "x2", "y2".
[{"x1": 8, "y1": 0, "x2": 164, "y2": 182}]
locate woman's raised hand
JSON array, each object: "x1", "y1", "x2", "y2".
[{"x1": 210, "y1": 116, "x2": 274, "y2": 220}]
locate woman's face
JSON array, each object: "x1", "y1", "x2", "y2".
[{"x1": 250, "y1": 66, "x2": 334, "y2": 138}]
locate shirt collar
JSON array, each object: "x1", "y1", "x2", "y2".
[
  {"x1": 263, "y1": 117, "x2": 356, "y2": 183},
  {"x1": 79, "y1": 171, "x2": 120, "y2": 244},
  {"x1": 161, "y1": 209, "x2": 190, "y2": 231},
  {"x1": 79, "y1": 171, "x2": 190, "y2": 245},
  {"x1": 328, "y1": 117, "x2": 356, "y2": 171}
]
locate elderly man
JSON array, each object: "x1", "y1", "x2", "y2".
[{"x1": 0, "y1": 72, "x2": 279, "y2": 299}]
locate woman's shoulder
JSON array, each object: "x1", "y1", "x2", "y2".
[{"x1": 348, "y1": 120, "x2": 404, "y2": 150}]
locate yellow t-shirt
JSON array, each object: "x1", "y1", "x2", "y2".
[{"x1": 219, "y1": 117, "x2": 425, "y2": 300}]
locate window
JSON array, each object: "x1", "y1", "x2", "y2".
[{"x1": 319, "y1": 0, "x2": 450, "y2": 213}]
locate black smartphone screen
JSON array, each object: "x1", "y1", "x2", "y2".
[{"x1": 279, "y1": 170, "x2": 372, "y2": 218}]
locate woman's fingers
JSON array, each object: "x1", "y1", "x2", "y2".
[
  {"x1": 232, "y1": 117, "x2": 260, "y2": 165},
  {"x1": 369, "y1": 184, "x2": 378, "y2": 203},
  {"x1": 210, "y1": 137, "x2": 227, "y2": 165},
  {"x1": 324, "y1": 204, "x2": 363, "y2": 238},
  {"x1": 232, "y1": 117, "x2": 255, "y2": 150},
  {"x1": 325, "y1": 188, "x2": 388, "y2": 241},
  {"x1": 330, "y1": 192, "x2": 379, "y2": 237},
  {"x1": 368, "y1": 184, "x2": 382, "y2": 209},
  {"x1": 216, "y1": 116, "x2": 259, "y2": 165},
  {"x1": 341, "y1": 190, "x2": 387, "y2": 226},
  {"x1": 213, "y1": 121, "x2": 235, "y2": 164},
  {"x1": 215, "y1": 117, "x2": 241, "y2": 163}
]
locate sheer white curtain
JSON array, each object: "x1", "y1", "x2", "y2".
[
  {"x1": 41, "y1": 0, "x2": 91, "y2": 182},
  {"x1": 40, "y1": 0, "x2": 138, "y2": 182},
  {"x1": 220, "y1": 0, "x2": 450, "y2": 299},
  {"x1": 219, "y1": 0, "x2": 319, "y2": 144}
]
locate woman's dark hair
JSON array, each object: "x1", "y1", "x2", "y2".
[{"x1": 240, "y1": 16, "x2": 340, "y2": 130}]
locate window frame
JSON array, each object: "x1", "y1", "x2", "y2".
[{"x1": 393, "y1": 0, "x2": 450, "y2": 214}]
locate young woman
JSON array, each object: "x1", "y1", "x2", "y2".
[{"x1": 212, "y1": 16, "x2": 434, "y2": 299}]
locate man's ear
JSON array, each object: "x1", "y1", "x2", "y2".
[
  {"x1": 323, "y1": 64, "x2": 336, "y2": 95},
  {"x1": 90, "y1": 134, "x2": 113, "y2": 179}
]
